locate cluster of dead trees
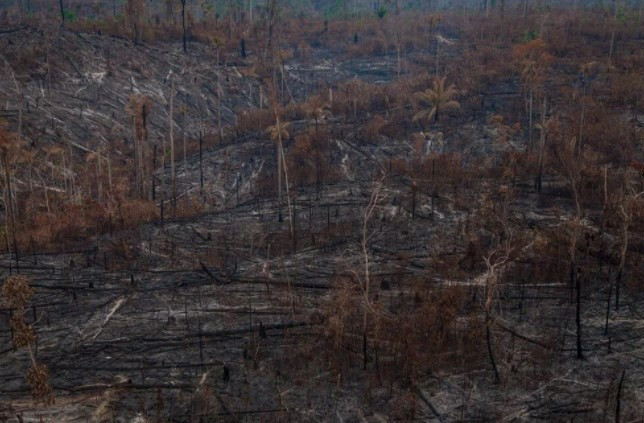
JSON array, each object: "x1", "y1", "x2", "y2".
[{"x1": 0, "y1": 2, "x2": 641, "y2": 420}]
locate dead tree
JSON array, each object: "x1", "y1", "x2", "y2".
[
  {"x1": 576, "y1": 268, "x2": 584, "y2": 359},
  {"x1": 483, "y1": 235, "x2": 513, "y2": 383},
  {"x1": 267, "y1": 0, "x2": 278, "y2": 51},
  {"x1": 59, "y1": 0, "x2": 65, "y2": 27},
  {"x1": 552, "y1": 135, "x2": 582, "y2": 305},
  {"x1": 180, "y1": 0, "x2": 187, "y2": 53},
  {"x1": 615, "y1": 175, "x2": 642, "y2": 311},
  {"x1": 199, "y1": 131, "x2": 204, "y2": 196},
  {"x1": 1, "y1": 152, "x2": 20, "y2": 273},
  {"x1": 266, "y1": 105, "x2": 293, "y2": 233},
  {"x1": 125, "y1": 0, "x2": 145, "y2": 45},
  {"x1": 0, "y1": 125, "x2": 21, "y2": 273},
  {"x1": 217, "y1": 77, "x2": 223, "y2": 142},
  {"x1": 616, "y1": 369, "x2": 626, "y2": 423},
  {"x1": 169, "y1": 80, "x2": 176, "y2": 207},
  {"x1": 349, "y1": 174, "x2": 387, "y2": 370},
  {"x1": 534, "y1": 98, "x2": 547, "y2": 193}
]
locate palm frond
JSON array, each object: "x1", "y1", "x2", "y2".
[
  {"x1": 413, "y1": 76, "x2": 458, "y2": 123},
  {"x1": 413, "y1": 109, "x2": 429, "y2": 122},
  {"x1": 414, "y1": 91, "x2": 432, "y2": 104},
  {"x1": 443, "y1": 100, "x2": 460, "y2": 110},
  {"x1": 442, "y1": 84, "x2": 457, "y2": 99}
]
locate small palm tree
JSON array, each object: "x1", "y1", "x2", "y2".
[
  {"x1": 413, "y1": 76, "x2": 459, "y2": 124},
  {"x1": 266, "y1": 119, "x2": 290, "y2": 145},
  {"x1": 304, "y1": 99, "x2": 332, "y2": 134},
  {"x1": 312, "y1": 106, "x2": 332, "y2": 131}
]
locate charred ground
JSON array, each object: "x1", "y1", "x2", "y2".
[{"x1": 0, "y1": 1, "x2": 643, "y2": 422}]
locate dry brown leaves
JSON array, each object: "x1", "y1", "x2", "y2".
[
  {"x1": 2, "y1": 275, "x2": 34, "y2": 309},
  {"x1": 26, "y1": 363, "x2": 55, "y2": 405}
]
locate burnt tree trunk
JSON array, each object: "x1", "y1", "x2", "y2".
[
  {"x1": 486, "y1": 318, "x2": 500, "y2": 383},
  {"x1": 152, "y1": 143, "x2": 157, "y2": 201},
  {"x1": 59, "y1": 0, "x2": 65, "y2": 27},
  {"x1": 2, "y1": 152, "x2": 20, "y2": 274},
  {"x1": 616, "y1": 369, "x2": 625, "y2": 423},
  {"x1": 199, "y1": 132, "x2": 204, "y2": 195},
  {"x1": 180, "y1": 0, "x2": 187, "y2": 53},
  {"x1": 362, "y1": 332, "x2": 368, "y2": 370},
  {"x1": 576, "y1": 270, "x2": 583, "y2": 359},
  {"x1": 605, "y1": 269, "x2": 612, "y2": 335}
]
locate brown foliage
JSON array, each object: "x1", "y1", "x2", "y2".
[
  {"x1": 26, "y1": 363, "x2": 55, "y2": 406},
  {"x1": 1, "y1": 275, "x2": 34, "y2": 309},
  {"x1": 2, "y1": 275, "x2": 55, "y2": 405},
  {"x1": 323, "y1": 273, "x2": 482, "y2": 386}
]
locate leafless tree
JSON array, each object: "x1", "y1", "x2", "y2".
[
  {"x1": 482, "y1": 234, "x2": 513, "y2": 382},
  {"x1": 349, "y1": 173, "x2": 387, "y2": 369}
]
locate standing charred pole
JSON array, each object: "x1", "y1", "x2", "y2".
[
  {"x1": 152, "y1": 143, "x2": 157, "y2": 201},
  {"x1": 169, "y1": 80, "x2": 176, "y2": 209},
  {"x1": 199, "y1": 131, "x2": 204, "y2": 196},
  {"x1": 180, "y1": 0, "x2": 187, "y2": 53},
  {"x1": 616, "y1": 369, "x2": 626, "y2": 423},
  {"x1": 59, "y1": 0, "x2": 65, "y2": 27}
]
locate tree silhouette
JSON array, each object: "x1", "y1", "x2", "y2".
[
  {"x1": 514, "y1": 38, "x2": 552, "y2": 151},
  {"x1": 125, "y1": 0, "x2": 145, "y2": 45},
  {"x1": 266, "y1": 117, "x2": 291, "y2": 225},
  {"x1": 413, "y1": 76, "x2": 459, "y2": 125},
  {"x1": 180, "y1": 0, "x2": 187, "y2": 53},
  {"x1": 0, "y1": 123, "x2": 21, "y2": 272},
  {"x1": 59, "y1": 0, "x2": 65, "y2": 27},
  {"x1": 521, "y1": 59, "x2": 538, "y2": 149},
  {"x1": 2, "y1": 275, "x2": 54, "y2": 405},
  {"x1": 304, "y1": 97, "x2": 332, "y2": 134}
]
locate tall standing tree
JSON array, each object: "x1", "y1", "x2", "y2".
[
  {"x1": 125, "y1": 0, "x2": 145, "y2": 45},
  {"x1": 168, "y1": 80, "x2": 176, "y2": 206},
  {"x1": 180, "y1": 0, "x2": 187, "y2": 53},
  {"x1": 514, "y1": 39, "x2": 552, "y2": 152},
  {"x1": 310, "y1": 106, "x2": 331, "y2": 196},
  {"x1": 483, "y1": 241, "x2": 513, "y2": 382},
  {"x1": 358, "y1": 176, "x2": 386, "y2": 370},
  {"x1": 267, "y1": 0, "x2": 278, "y2": 50},
  {"x1": 534, "y1": 98, "x2": 548, "y2": 193},
  {"x1": 180, "y1": 104, "x2": 188, "y2": 171},
  {"x1": 551, "y1": 131, "x2": 585, "y2": 357},
  {"x1": 266, "y1": 116, "x2": 291, "y2": 224},
  {"x1": 59, "y1": 0, "x2": 65, "y2": 27},
  {"x1": 521, "y1": 59, "x2": 539, "y2": 150},
  {"x1": 127, "y1": 95, "x2": 151, "y2": 199},
  {"x1": 0, "y1": 123, "x2": 21, "y2": 273},
  {"x1": 614, "y1": 171, "x2": 642, "y2": 311},
  {"x1": 413, "y1": 77, "x2": 457, "y2": 224}
]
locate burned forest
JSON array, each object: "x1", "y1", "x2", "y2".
[{"x1": 0, "y1": 0, "x2": 643, "y2": 421}]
